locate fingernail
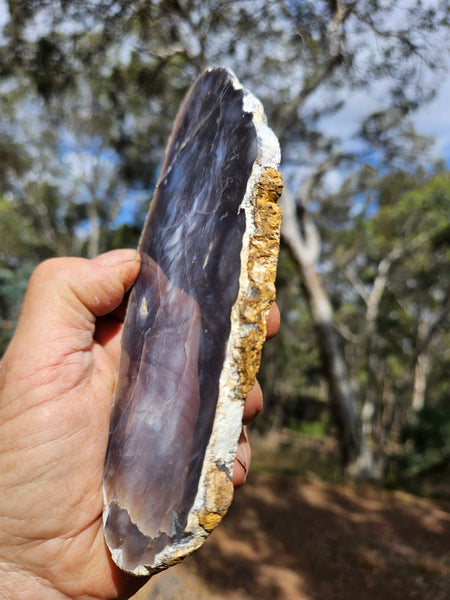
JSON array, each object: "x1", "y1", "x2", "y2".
[{"x1": 94, "y1": 249, "x2": 140, "y2": 267}]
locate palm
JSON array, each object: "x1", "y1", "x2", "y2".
[{"x1": 0, "y1": 308, "x2": 142, "y2": 599}]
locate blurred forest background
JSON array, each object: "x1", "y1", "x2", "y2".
[{"x1": 0, "y1": 2, "x2": 449, "y2": 597}]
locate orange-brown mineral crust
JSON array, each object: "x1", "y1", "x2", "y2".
[
  {"x1": 198, "y1": 468, "x2": 234, "y2": 532},
  {"x1": 234, "y1": 167, "x2": 283, "y2": 396},
  {"x1": 196, "y1": 167, "x2": 282, "y2": 536}
]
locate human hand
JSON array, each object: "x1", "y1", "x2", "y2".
[
  {"x1": 233, "y1": 302, "x2": 280, "y2": 487},
  {"x1": 0, "y1": 250, "x2": 279, "y2": 600}
]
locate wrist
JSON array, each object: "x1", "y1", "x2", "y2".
[{"x1": 0, "y1": 560, "x2": 67, "y2": 600}]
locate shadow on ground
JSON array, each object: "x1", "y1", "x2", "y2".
[{"x1": 138, "y1": 471, "x2": 450, "y2": 599}]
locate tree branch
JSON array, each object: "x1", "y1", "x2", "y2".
[{"x1": 274, "y1": 2, "x2": 356, "y2": 139}]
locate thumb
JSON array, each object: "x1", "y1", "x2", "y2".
[{"x1": 11, "y1": 249, "x2": 141, "y2": 356}]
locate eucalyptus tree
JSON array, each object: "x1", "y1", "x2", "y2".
[
  {"x1": 1, "y1": 0, "x2": 449, "y2": 475},
  {"x1": 327, "y1": 166, "x2": 450, "y2": 476}
]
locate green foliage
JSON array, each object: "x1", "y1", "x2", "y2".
[
  {"x1": 388, "y1": 400, "x2": 450, "y2": 497},
  {"x1": 404, "y1": 401, "x2": 450, "y2": 459},
  {"x1": 0, "y1": 0, "x2": 449, "y2": 485},
  {"x1": 324, "y1": 167, "x2": 450, "y2": 481},
  {"x1": 0, "y1": 262, "x2": 34, "y2": 354},
  {"x1": 296, "y1": 420, "x2": 328, "y2": 439}
]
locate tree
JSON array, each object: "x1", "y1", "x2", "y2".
[
  {"x1": 327, "y1": 168, "x2": 450, "y2": 476},
  {"x1": 0, "y1": 1, "x2": 449, "y2": 478}
]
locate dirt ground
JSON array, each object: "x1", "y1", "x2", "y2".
[{"x1": 134, "y1": 467, "x2": 450, "y2": 600}]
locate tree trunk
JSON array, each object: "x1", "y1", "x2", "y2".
[
  {"x1": 411, "y1": 304, "x2": 449, "y2": 412},
  {"x1": 361, "y1": 247, "x2": 402, "y2": 440},
  {"x1": 412, "y1": 352, "x2": 431, "y2": 412},
  {"x1": 280, "y1": 189, "x2": 373, "y2": 476},
  {"x1": 349, "y1": 235, "x2": 436, "y2": 476}
]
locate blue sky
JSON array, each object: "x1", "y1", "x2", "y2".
[
  {"x1": 1, "y1": 0, "x2": 449, "y2": 168},
  {"x1": 415, "y1": 73, "x2": 450, "y2": 164},
  {"x1": 317, "y1": 68, "x2": 450, "y2": 170}
]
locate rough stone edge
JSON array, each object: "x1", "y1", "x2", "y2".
[{"x1": 116, "y1": 69, "x2": 283, "y2": 576}]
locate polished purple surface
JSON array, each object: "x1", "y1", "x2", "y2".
[
  {"x1": 103, "y1": 68, "x2": 257, "y2": 571},
  {"x1": 104, "y1": 255, "x2": 204, "y2": 567}
]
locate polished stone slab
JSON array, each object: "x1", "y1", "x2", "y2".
[{"x1": 103, "y1": 67, "x2": 282, "y2": 575}]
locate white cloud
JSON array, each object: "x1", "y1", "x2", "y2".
[{"x1": 414, "y1": 72, "x2": 450, "y2": 161}]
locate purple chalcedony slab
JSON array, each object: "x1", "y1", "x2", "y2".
[{"x1": 103, "y1": 67, "x2": 282, "y2": 575}]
